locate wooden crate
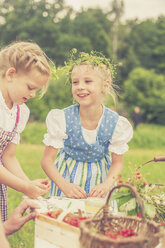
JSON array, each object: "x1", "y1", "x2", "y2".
[
  {"x1": 34, "y1": 213, "x2": 80, "y2": 248},
  {"x1": 34, "y1": 211, "x2": 164, "y2": 248}
]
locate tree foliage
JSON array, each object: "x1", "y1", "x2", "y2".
[
  {"x1": 0, "y1": 0, "x2": 165, "y2": 123},
  {"x1": 118, "y1": 16, "x2": 165, "y2": 81},
  {"x1": 0, "y1": 0, "x2": 72, "y2": 61},
  {"x1": 122, "y1": 68, "x2": 165, "y2": 124}
]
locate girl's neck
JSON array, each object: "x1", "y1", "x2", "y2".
[
  {"x1": 0, "y1": 82, "x2": 13, "y2": 109},
  {"x1": 80, "y1": 104, "x2": 103, "y2": 130}
]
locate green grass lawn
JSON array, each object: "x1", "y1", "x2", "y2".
[
  {"x1": 8, "y1": 143, "x2": 165, "y2": 248},
  {"x1": 8, "y1": 145, "x2": 46, "y2": 248}
]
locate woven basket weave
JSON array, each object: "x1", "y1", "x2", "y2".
[{"x1": 80, "y1": 184, "x2": 164, "y2": 248}]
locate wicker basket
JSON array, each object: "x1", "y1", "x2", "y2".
[{"x1": 79, "y1": 184, "x2": 164, "y2": 248}]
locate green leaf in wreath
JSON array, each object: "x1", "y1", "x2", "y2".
[
  {"x1": 143, "y1": 201, "x2": 156, "y2": 219},
  {"x1": 119, "y1": 198, "x2": 136, "y2": 212}
]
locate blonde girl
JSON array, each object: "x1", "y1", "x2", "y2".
[
  {"x1": 42, "y1": 50, "x2": 133, "y2": 199},
  {"x1": 0, "y1": 41, "x2": 51, "y2": 221}
]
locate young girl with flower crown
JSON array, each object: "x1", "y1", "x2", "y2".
[
  {"x1": 42, "y1": 50, "x2": 133, "y2": 199},
  {"x1": 0, "y1": 41, "x2": 51, "y2": 221}
]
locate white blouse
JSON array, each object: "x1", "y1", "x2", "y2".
[
  {"x1": 0, "y1": 91, "x2": 30, "y2": 144},
  {"x1": 43, "y1": 108, "x2": 133, "y2": 155}
]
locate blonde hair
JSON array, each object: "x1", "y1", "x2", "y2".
[
  {"x1": 0, "y1": 41, "x2": 51, "y2": 95},
  {"x1": 58, "y1": 49, "x2": 118, "y2": 104}
]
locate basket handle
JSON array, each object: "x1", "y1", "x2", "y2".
[
  {"x1": 105, "y1": 184, "x2": 146, "y2": 223},
  {"x1": 154, "y1": 156, "x2": 165, "y2": 162},
  {"x1": 141, "y1": 156, "x2": 165, "y2": 166}
]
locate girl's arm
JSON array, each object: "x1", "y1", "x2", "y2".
[
  {"x1": 0, "y1": 165, "x2": 49, "y2": 198},
  {"x1": 89, "y1": 153, "x2": 123, "y2": 198},
  {"x1": 41, "y1": 146, "x2": 87, "y2": 198},
  {"x1": 1, "y1": 143, "x2": 50, "y2": 198},
  {"x1": 104, "y1": 153, "x2": 123, "y2": 187},
  {"x1": 41, "y1": 146, "x2": 66, "y2": 190},
  {"x1": 2, "y1": 143, "x2": 30, "y2": 180},
  {"x1": 0, "y1": 164, "x2": 29, "y2": 191}
]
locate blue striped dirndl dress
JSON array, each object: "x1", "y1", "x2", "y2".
[{"x1": 50, "y1": 105, "x2": 119, "y2": 198}]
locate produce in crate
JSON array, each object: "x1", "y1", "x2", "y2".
[{"x1": 44, "y1": 208, "x2": 89, "y2": 227}]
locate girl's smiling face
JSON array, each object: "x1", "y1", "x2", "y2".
[
  {"x1": 6, "y1": 67, "x2": 49, "y2": 108},
  {"x1": 71, "y1": 64, "x2": 106, "y2": 107}
]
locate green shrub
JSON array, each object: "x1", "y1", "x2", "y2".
[
  {"x1": 129, "y1": 124, "x2": 165, "y2": 149},
  {"x1": 21, "y1": 122, "x2": 46, "y2": 144}
]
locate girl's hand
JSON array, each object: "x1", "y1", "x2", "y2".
[
  {"x1": 88, "y1": 183, "x2": 110, "y2": 198},
  {"x1": 32, "y1": 179, "x2": 51, "y2": 190},
  {"x1": 62, "y1": 182, "x2": 87, "y2": 199},
  {"x1": 23, "y1": 180, "x2": 50, "y2": 199}
]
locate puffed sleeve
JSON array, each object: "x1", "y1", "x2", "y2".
[
  {"x1": 108, "y1": 116, "x2": 133, "y2": 154},
  {"x1": 12, "y1": 104, "x2": 30, "y2": 144},
  {"x1": 43, "y1": 109, "x2": 68, "y2": 148}
]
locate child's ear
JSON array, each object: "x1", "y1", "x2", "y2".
[
  {"x1": 102, "y1": 80, "x2": 110, "y2": 93},
  {"x1": 5, "y1": 67, "x2": 16, "y2": 82}
]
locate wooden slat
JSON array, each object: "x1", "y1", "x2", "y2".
[
  {"x1": 35, "y1": 217, "x2": 80, "y2": 248},
  {"x1": 37, "y1": 213, "x2": 80, "y2": 234}
]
